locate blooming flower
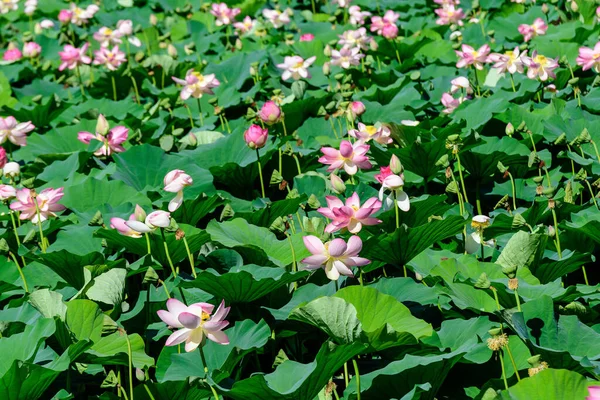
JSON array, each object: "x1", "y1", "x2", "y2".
[
  {"x1": 157, "y1": 298, "x2": 230, "y2": 352},
  {"x1": 349, "y1": 6, "x2": 371, "y2": 25},
  {"x1": 488, "y1": 47, "x2": 526, "y2": 74},
  {"x1": 164, "y1": 169, "x2": 193, "y2": 212},
  {"x1": 348, "y1": 122, "x2": 392, "y2": 145},
  {"x1": 93, "y1": 27, "x2": 123, "y2": 47},
  {"x1": 588, "y1": 386, "x2": 600, "y2": 400},
  {"x1": 244, "y1": 124, "x2": 269, "y2": 149},
  {"x1": 172, "y1": 69, "x2": 220, "y2": 100},
  {"x1": 523, "y1": 51, "x2": 558, "y2": 81},
  {"x1": 435, "y1": 5, "x2": 465, "y2": 26},
  {"x1": 210, "y1": 3, "x2": 241, "y2": 26},
  {"x1": 300, "y1": 33, "x2": 314, "y2": 42},
  {"x1": 10, "y1": 188, "x2": 66, "y2": 223},
  {"x1": 58, "y1": 43, "x2": 91, "y2": 71},
  {"x1": 0, "y1": 0, "x2": 18, "y2": 14},
  {"x1": 126, "y1": 210, "x2": 171, "y2": 233},
  {"x1": 116, "y1": 20, "x2": 141, "y2": 47},
  {"x1": 518, "y1": 18, "x2": 547, "y2": 42},
  {"x1": 0, "y1": 185, "x2": 16, "y2": 201},
  {"x1": 66, "y1": 3, "x2": 99, "y2": 26},
  {"x1": 262, "y1": 8, "x2": 292, "y2": 28},
  {"x1": 471, "y1": 214, "x2": 491, "y2": 229},
  {"x1": 450, "y1": 76, "x2": 471, "y2": 94},
  {"x1": 376, "y1": 166, "x2": 410, "y2": 211},
  {"x1": 276, "y1": 55, "x2": 316, "y2": 81},
  {"x1": 338, "y1": 28, "x2": 376, "y2": 51},
  {"x1": 77, "y1": 114, "x2": 128, "y2": 156},
  {"x1": 301, "y1": 235, "x2": 370, "y2": 280},
  {"x1": 233, "y1": 16, "x2": 256, "y2": 35},
  {"x1": 39, "y1": 19, "x2": 55, "y2": 29},
  {"x1": 3, "y1": 48, "x2": 22, "y2": 62},
  {"x1": 577, "y1": 42, "x2": 600, "y2": 73},
  {"x1": 22, "y1": 42, "x2": 41, "y2": 58},
  {"x1": 331, "y1": 46, "x2": 364, "y2": 69},
  {"x1": 0, "y1": 116, "x2": 34, "y2": 146},
  {"x1": 319, "y1": 140, "x2": 372, "y2": 175},
  {"x1": 370, "y1": 10, "x2": 399, "y2": 39},
  {"x1": 24, "y1": 0, "x2": 37, "y2": 15},
  {"x1": 93, "y1": 46, "x2": 127, "y2": 71},
  {"x1": 455, "y1": 44, "x2": 490, "y2": 70},
  {"x1": 259, "y1": 101, "x2": 281, "y2": 125},
  {"x1": 318, "y1": 193, "x2": 382, "y2": 233},
  {"x1": 441, "y1": 92, "x2": 465, "y2": 114}
]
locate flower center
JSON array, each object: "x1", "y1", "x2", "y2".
[
  {"x1": 201, "y1": 311, "x2": 210, "y2": 323},
  {"x1": 191, "y1": 72, "x2": 205, "y2": 82},
  {"x1": 534, "y1": 55, "x2": 547, "y2": 65},
  {"x1": 294, "y1": 61, "x2": 304, "y2": 68},
  {"x1": 365, "y1": 125, "x2": 378, "y2": 136}
]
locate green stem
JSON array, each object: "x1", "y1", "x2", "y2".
[
  {"x1": 75, "y1": 65, "x2": 86, "y2": 99},
  {"x1": 352, "y1": 359, "x2": 361, "y2": 400},
  {"x1": 473, "y1": 67, "x2": 481, "y2": 97},
  {"x1": 143, "y1": 384, "x2": 156, "y2": 400},
  {"x1": 343, "y1": 362, "x2": 349, "y2": 387},
  {"x1": 33, "y1": 198, "x2": 46, "y2": 253},
  {"x1": 507, "y1": 171, "x2": 517, "y2": 211},
  {"x1": 498, "y1": 351, "x2": 509, "y2": 390},
  {"x1": 285, "y1": 233, "x2": 298, "y2": 291},
  {"x1": 585, "y1": 180, "x2": 599, "y2": 210},
  {"x1": 160, "y1": 229, "x2": 177, "y2": 277},
  {"x1": 10, "y1": 211, "x2": 26, "y2": 267},
  {"x1": 582, "y1": 266, "x2": 590, "y2": 285},
  {"x1": 130, "y1": 75, "x2": 140, "y2": 104},
  {"x1": 9, "y1": 251, "x2": 28, "y2": 293},
  {"x1": 199, "y1": 346, "x2": 221, "y2": 399},
  {"x1": 394, "y1": 191, "x2": 400, "y2": 229},
  {"x1": 145, "y1": 233, "x2": 151, "y2": 255},
  {"x1": 591, "y1": 141, "x2": 600, "y2": 164},
  {"x1": 551, "y1": 208, "x2": 562, "y2": 259},
  {"x1": 455, "y1": 153, "x2": 470, "y2": 204},
  {"x1": 509, "y1": 74, "x2": 516, "y2": 93},
  {"x1": 479, "y1": 231, "x2": 485, "y2": 261},
  {"x1": 329, "y1": 117, "x2": 339, "y2": 139},
  {"x1": 185, "y1": 104, "x2": 195, "y2": 129},
  {"x1": 278, "y1": 148, "x2": 283, "y2": 176},
  {"x1": 492, "y1": 288, "x2": 501, "y2": 310},
  {"x1": 256, "y1": 148, "x2": 266, "y2": 198},
  {"x1": 111, "y1": 74, "x2": 117, "y2": 101},
  {"x1": 514, "y1": 288, "x2": 522, "y2": 312},
  {"x1": 196, "y1": 98, "x2": 204, "y2": 126},
  {"x1": 182, "y1": 236, "x2": 196, "y2": 278},
  {"x1": 505, "y1": 345, "x2": 521, "y2": 381},
  {"x1": 124, "y1": 332, "x2": 134, "y2": 400},
  {"x1": 292, "y1": 154, "x2": 302, "y2": 175}
]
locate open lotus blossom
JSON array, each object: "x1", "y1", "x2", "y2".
[
  {"x1": 338, "y1": 28, "x2": 375, "y2": 51},
  {"x1": 331, "y1": 46, "x2": 364, "y2": 69},
  {"x1": 233, "y1": 16, "x2": 256, "y2": 35},
  {"x1": 488, "y1": 47, "x2": 526, "y2": 74},
  {"x1": 376, "y1": 166, "x2": 410, "y2": 211},
  {"x1": 262, "y1": 8, "x2": 292, "y2": 28},
  {"x1": 277, "y1": 55, "x2": 316, "y2": 81},
  {"x1": 349, "y1": 5, "x2": 371, "y2": 25},
  {"x1": 259, "y1": 101, "x2": 281, "y2": 125},
  {"x1": 93, "y1": 27, "x2": 123, "y2": 47},
  {"x1": 3, "y1": 47, "x2": 22, "y2": 62},
  {"x1": 126, "y1": 210, "x2": 171, "y2": 233},
  {"x1": 164, "y1": 169, "x2": 193, "y2": 212},
  {"x1": 577, "y1": 42, "x2": 600, "y2": 73},
  {"x1": 23, "y1": 42, "x2": 41, "y2": 58},
  {"x1": 319, "y1": 140, "x2": 372, "y2": 175},
  {"x1": 518, "y1": 18, "x2": 547, "y2": 42},
  {"x1": 523, "y1": 51, "x2": 558, "y2": 81},
  {"x1": 58, "y1": 9, "x2": 72, "y2": 23},
  {"x1": 0, "y1": 116, "x2": 34, "y2": 146},
  {"x1": 0, "y1": 185, "x2": 16, "y2": 201},
  {"x1": 210, "y1": 3, "x2": 241, "y2": 26},
  {"x1": 116, "y1": 20, "x2": 141, "y2": 47},
  {"x1": 0, "y1": 0, "x2": 18, "y2": 14},
  {"x1": 78, "y1": 115, "x2": 128, "y2": 156},
  {"x1": 441, "y1": 92, "x2": 465, "y2": 114},
  {"x1": 93, "y1": 46, "x2": 127, "y2": 71},
  {"x1": 64, "y1": 3, "x2": 99, "y2": 25},
  {"x1": 349, "y1": 123, "x2": 392, "y2": 145},
  {"x1": 301, "y1": 235, "x2": 370, "y2": 280},
  {"x1": 588, "y1": 386, "x2": 600, "y2": 400},
  {"x1": 450, "y1": 77, "x2": 471, "y2": 94},
  {"x1": 318, "y1": 193, "x2": 382, "y2": 233},
  {"x1": 157, "y1": 298, "x2": 230, "y2": 352},
  {"x1": 58, "y1": 43, "x2": 91, "y2": 71},
  {"x1": 455, "y1": 44, "x2": 490, "y2": 70},
  {"x1": 172, "y1": 69, "x2": 220, "y2": 100},
  {"x1": 370, "y1": 10, "x2": 399, "y2": 39},
  {"x1": 435, "y1": 5, "x2": 465, "y2": 26},
  {"x1": 10, "y1": 187, "x2": 66, "y2": 223}
]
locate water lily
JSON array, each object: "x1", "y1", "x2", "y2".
[
  {"x1": 577, "y1": 42, "x2": 600, "y2": 73},
  {"x1": 450, "y1": 76, "x2": 471, "y2": 94},
  {"x1": 300, "y1": 33, "x2": 314, "y2": 42},
  {"x1": 172, "y1": 69, "x2": 220, "y2": 100},
  {"x1": 10, "y1": 188, "x2": 66, "y2": 223},
  {"x1": 65, "y1": 3, "x2": 99, "y2": 26},
  {"x1": 349, "y1": 6, "x2": 371, "y2": 26},
  {"x1": 370, "y1": 10, "x2": 399, "y2": 39},
  {"x1": 93, "y1": 27, "x2": 123, "y2": 47},
  {"x1": 338, "y1": 28, "x2": 376, "y2": 51},
  {"x1": 0, "y1": 185, "x2": 16, "y2": 201},
  {"x1": 164, "y1": 169, "x2": 193, "y2": 212},
  {"x1": 318, "y1": 193, "x2": 382, "y2": 233},
  {"x1": 441, "y1": 92, "x2": 465, "y2": 114},
  {"x1": 78, "y1": 115, "x2": 128, "y2": 156},
  {"x1": 116, "y1": 20, "x2": 141, "y2": 47},
  {"x1": 233, "y1": 16, "x2": 256, "y2": 35},
  {"x1": 301, "y1": 235, "x2": 370, "y2": 280},
  {"x1": 518, "y1": 18, "x2": 547, "y2": 42},
  {"x1": 488, "y1": 47, "x2": 526, "y2": 74},
  {"x1": 93, "y1": 46, "x2": 127, "y2": 71},
  {"x1": 262, "y1": 8, "x2": 292, "y2": 28},
  {"x1": 276, "y1": 55, "x2": 316, "y2": 81},
  {"x1": 244, "y1": 124, "x2": 269, "y2": 149},
  {"x1": 3, "y1": 162, "x2": 20, "y2": 178},
  {"x1": 348, "y1": 122, "x2": 392, "y2": 145},
  {"x1": 331, "y1": 46, "x2": 364, "y2": 69},
  {"x1": 523, "y1": 51, "x2": 558, "y2": 81},
  {"x1": 157, "y1": 298, "x2": 230, "y2": 352},
  {"x1": 110, "y1": 216, "x2": 143, "y2": 238},
  {"x1": 3, "y1": 47, "x2": 22, "y2": 62},
  {"x1": 455, "y1": 44, "x2": 490, "y2": 70},
  {"x1": 58, "y1": 43, "x2": 91, "y2": 71},
  {"x1": 435, "y1": 5, "x2": 465, "y2": 26},
  {"x1": 588, "y1": 386, "x2": 600, "y2": 400},
  {"x1": 318, "y1": 140, "x2": 372, "y2": 175},
  {"x1": 0, "y1": 116, "x2": 34, "y2": 146},
  {"x1": 0, "y1": 0, "x2": 18, "y2": 14},
  {"x1": 210, "y1": 2, "x2": 241, "y2": 26}
]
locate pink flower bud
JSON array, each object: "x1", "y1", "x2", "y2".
[
  {"x1": 3, "y1": 48, "x2": 22, "y2": 62},
  {"x1": 22, "y1": 42, "x2": 41, "y2": 58},
  {"x1": 163, "y1": 169, "x2": 193, "y2": 193},
  {"x1": 58, "y1": 9, "x2": 72, "y2": 23},
  {"x1": 389, "y1": 154, "x2": 402, "y2": 174},
  {"x1": 330, "y1": 174, "x2": 346, "y2": 194},
  {"x1": 259, "y1": 101, "x2": 281, "y2": 125},
  {"x1": 244, "y1": 124, "x2": 268, "y2": 149},
  {"x1": 0, "y1": 185, "x2": 16, "y2": 200},
  {"x1": 348, "y1": 101, "x2": 366, "y2": 120},
  {"x1": 134, "y1": 204, "x2": 146, "y2": 221},
  {"x1": 146, "y1": 210, "x2": 171, "y2": 228},
  {"x1": 300, "y1": 33, "x2": 314, "y2": 42},
  {"x1": 0, "y1": 147, "x2": 6, "y2": 169}
]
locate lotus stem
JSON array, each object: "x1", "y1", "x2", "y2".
[
  {"x1": 394, "y1": 191, "x2": 400, "y2": 230},
  {"x1": 509, "y1": 74, "x2": 516, "y2": 92},
  {"x1": 111, "y1": 74, "x2": 117, "y2": 101},
  {"x1": 33, "y1": 198, "x2": 46, "y2": 253},
  {"x1": 507, "y1": 171, "x2": 517, "y2": 211},
  {"x1": 196, "y1": 98, "x2": 204, "y2": 126},
  {"x1": 199, "y1": 346, "x2": 221, "y2": 399},
  {"x1": 75, "y1": 65, "x2": 86, "y2": 99},
  {"x1": 256, "y1": 149, "x2": 266, "y2": 198},
  {"x1": 505, "y1": 343, "x2": 521, "y2": 381},
  {"x1": 584, "y1": 180, "x2": 599, "y2": 210},
  {"x1": 352, "y1": 358, "x2": 361, "y2": 400},
  {"x1": 9, "y1": 251, "x2": 28, "y2": 293},
  {"x1": 285, "y1": 232, "x2": 298, "y2": 291},
  {"x1": 10, "y1": 211, "x2": 26, "y2": 267},
  {"x1": 498, "y1": 351, "x2": 509, "y2": 390},
  {"x1": 145, "y1": 233, "x2": 151, "y2": 255},
  {"x1": 182, "y1": 236, "x2": 197, "y2": 278},
  {"x1": 160, "y1": 229, "x2": 177, "y2": 278},
  {"x1": 551, "y1": 208, "x2": 562, "y2": 259},
  {"x1": 514, "y1": 288, "x2": 521, "y2": 312},
  {"x1": 343, "y1": 362, "x2": 349, "y2": 387},
  {"x1": 455, "y1": 153, "x2": 470, "y2": 204},
  {"x1": 130, "y1": 75, "x2": 140, "y2": 104},
  {"x1": 123, "y1": 331, "x2": 134, "y2": 400}
]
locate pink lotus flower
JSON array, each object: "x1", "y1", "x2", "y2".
[
  {"x1": 523, "y1": 51, "x2": 558, "y2": 81},
  {"x1": 377, "y1": 170, "x2": 410, "y2": 211},
  {"x1": 300, "y1": 33, "x2": 314, "y2": 42},
  {"x1": 488, "y1": 47, "x2": 526, "y2": 74},
  {"x1": 0, "y1": 147, "x2": 6, "y2": 168},
  {"x1": 0, "y1": 185, "x2": 16, "y2": 201},
  {"x1": 301, "y1": 235, "x2": 370, "y2": 280},
  {"x1": 348, "y1": 101, "x2": 366, "y2": 119},
  {"x1": 518, "y1": 18, "x2": 547, "y2": 42},
  {"x1": 455, "y1": 44, "x2": 490, "y2": 70},
  {"x1": 244, "y1": 124, "x2": 269, "y2": 149},
  {"x1": 318, "y1": 193, "x2": 382, "y2": 233},
  {"x1": 93, "y1": 27, "x2": 123, "y2": 47},
  {"x1": 210, "y1": 2, "x2": 241, "y2": 26},
  {"x1": 233, "y1": 16, "x2": 256, "y2": 35},
  {"x1": 450, "y1": 77, "x2": 471, "y2": 94},
  {"x1": 78, "y1": 114, "x2": 128, "y2": 156},
  {"x1": 93, "y1": 46, "x2": 127, "y2": 71},
  {"x1": 349, "y1": 6, "x2": 371, "y2": 25},
  {"x1": 259, "y1": 101, "x2": 282, "y2": 125},
  {"x1": 3, "y1": 48, "x2": 22, "y2": 62},
  {"x1": 24, "y1": 0, "x2": 37, "y2": 15},
  {"x1": 23, "y1": 42, "x2": 41, "y2": 58},
  {"x1": 66, "y1": 3, "x2": 99, "y2": 26},
  {"x1": 10, "y1": 188, "x2": 66, "y2": 223},
  {"x1": 370, "y1": 10, "x2": 399, "y2": 39},
  {"x1": 338, "y1": 28, "x2": 376, "y2": 51},
  {"x1": 577, "y1": 42, "x2": 600, "y2": 73},
  {"x1": 58, "y1": 9, "x2": 72, "y2": 23},
  {"x1": 588, "y1": 386, "x2": 600, "y2": 400},
  {"x1": 331, "y1": 46, "x2": 364, "y2": 69},
  {"x1": 39, "y1": 19, "x2": 55, "y2": 29},
  {"x1": 58, "y1": 43, "x2": 91, "y2": 71},
  {"x1": 172, "y1": 69, "x2": 220, "y2": 100},
  {"x1": 276, "y1": 55, "x2": 316, "y2": 81},
  {"x1": 0, "y1": 0, "x2": 18, "y2": 14},
  {"x1": 262, "y1": 8, "x2": 292, "y2": 28},
  {"x1": 157, "y1": 298, "x2": 230, "y2": 352},
  {"x1": 435, "y1": 5, "x2": 465, "y2": 26},
  {"x1": 319, "y1": 140, "x2": 372, "y2": 175},
  {"x1": 441, "y1": 92, "x2": 465, "y2": 114},
  {"x1": 348, "y1": 122, "x2": 392, "y2": 145},
  {"x1": 0, "y1": 116, "x2": 34, "y2": 146},
  {"x1": 116, "y1": 20, "x2": 142, "y2": 47},
  {"x1": 110, "y1": 215, "x2": 143, "y2": 238},
  {"x1": 164, "y1": 169, "x2": 193, "y2": 212},
  {"x1": 126, "y1": 210, "x2": 171, "y2": 233},
  {"x1": 334, "y1": 0, "x2": 351, "y2": 8}
]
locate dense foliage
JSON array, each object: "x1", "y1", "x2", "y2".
[{"x1": 1, "y1": 0, "x2": 600, "y2": 399}]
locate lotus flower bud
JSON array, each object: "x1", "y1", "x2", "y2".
[
  {"x1": 323, "y1": 61, "x2": 331, "y2": 76},
  {"x1": 135, "y1": 368, "x2": 146, "y2": 382},
  {"x1": 96, "y1": 114, "x2": 109, "y2": 136},
  {"x1": 23, "y1": 42, "x2": 41, "y2": 58},
  {"x1": 0, "y1": 185, "x2": 16, "y2": 200},
  {"x1": 324, "y1": 44, "x2": 332, "y2": 57},
  {"x1": 167, "y1": 44, "x2": 178, "y2": 58},
  {"x1": 570, "y1": 1, "x2": 578, "y2": 12},
  {"x1": 541, "y1": 3, "x2": 549, "y2": 13},
  {"x1": 0, "y1": 147, "x2": 6, "y2": 169},
  {"x1": 350, "y1": 101, "x2": 366, "y2": 117},
  {"x1": 389, "y1": 154, "x2": 402, "y2": 174},
  {"x1": 330, "y1": 173, "x2": 346, "y2": 194},
  {"x1": 3, "y1": 162, "x2": 20, "y2": 178},
  {"x1": 243, "y1": 124, "x2": 268, "y2": 149},
  {"x1": 39, "y1": 19, "x2": 55, "y2": 29},
  {"x1": 505, "y1": 122, "x2": 514, "y2": 137},
  {"x1": 259, "y1": 101, "x2": 281, "y2": 125},
  {"x1": 150, "y1": 14, "x2": 158, "y2": 26},
  {"x1": 146, "y1": 210, "x2": 171, "y2": 228},
  {"x1": 134, "y1": 204, "x2": 146, "y2": 221},
  {"x1": 58, "y1": 10, "x2": 73, "y2": 24}
]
